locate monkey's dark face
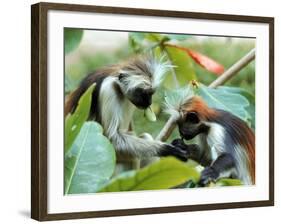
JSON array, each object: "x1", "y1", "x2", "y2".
[
  {"x1": 118, "y1": 73, "x2": 155, "y2": 109},
  {"x1": 178, "y1": 111, "x2": 209, "y2": 140},
  {"x1": 128, "y1": 87, "x2": 155, "y2": 109}
]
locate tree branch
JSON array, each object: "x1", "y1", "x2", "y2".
[
  {"x1": 209, "y1": 48, "x2": 255, "y2": 88},
  {"x1": 156, "y1": 115, "x2": 178, "y2": 141}
]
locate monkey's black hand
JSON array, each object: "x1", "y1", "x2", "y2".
[
  {"x1": 171, "y1": 138, "x2": 189, "y2": 149},
  {"x1": 159, "y1": 144, "x2": 190, "y2": 162},
  {"x1": 171, "y1": 138, "x2": 201, "y2": 162},
  {"x1": 198, "y1": 167, "x2": 219, "y2": 186}
]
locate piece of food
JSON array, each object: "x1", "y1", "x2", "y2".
[{"x1": 144, "y1": 107, "x2": 157, "y2": 122}]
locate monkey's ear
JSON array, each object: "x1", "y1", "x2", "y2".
[
  {"x1": 186, "y1": 112, "x2": 200, "y2": 124},
  {"x1": 118, "y1": 73, "x2": 127, "y2": 80}
]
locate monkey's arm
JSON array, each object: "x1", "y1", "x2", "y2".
[
  {"x1": 110, "y1": 132, "x2": 189, "y2": 161},
  {"x1": 199, "y1": 153, "x2": 235, "y2": 186}
]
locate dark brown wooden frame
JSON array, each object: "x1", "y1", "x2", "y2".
[{"x1": 31, "y1": 2, "x2": 274, "y2": 221}]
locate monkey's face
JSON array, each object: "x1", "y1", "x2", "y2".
[
  {"x1": 118, "y1": 73, "x2": 155, "y2": 109},
  {"x1": 128, "y1": 87, "x2": 155, "y2": 109},
  {"x1": 178, "y1": 111, "x2": 209, "y2": 140}
]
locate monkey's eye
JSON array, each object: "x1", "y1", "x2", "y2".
[
  {"x1": 119, "y1": 73, "x2": 127, "y2": 80},
  {"x1": 185, "y1": 112, "x2": 200, "y2": 124}
]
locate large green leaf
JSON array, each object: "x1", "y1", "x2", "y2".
[
  {"x1": 65, "y1": 84, "x2": 95, "y2": 153},
  {"x1": 196, "y1": 84, "x2": 251, "y2": 122},
  {"x1": 99, "y1": 157, "x2": 200, "y2": 192},
  {"x1": 163, "y1": 45, "x2": 196, "y2": 89},
  {"x1": 217, "y1": 86, "x2": 255, "y2": 128},
  {"x1": 64, "y1": 28, "x2": 83, "y2": 54},
  {"x1": 65, "y1": 122, "x2": 116, "y2": 194}
]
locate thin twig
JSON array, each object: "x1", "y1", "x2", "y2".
[
  {"x1": 209, "y1": 48, "x2": 255, "y2": 88},
  {"x1": 157, "y1": 48, "x2": 256, "y2": 142},
  {"x1": 156, "y1": 115, "x2": 178, "y2": 141}
]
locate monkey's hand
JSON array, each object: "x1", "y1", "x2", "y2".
[
  {"x1": 159, "y1": 144, "x2": 190, "y2": 162},
  {"x1": 171, "y1": 138, "x2": 189, "y2": 149},
  {"x1": 171, "y1": 138, "x2": 201, "y2": 162},
  {"x1": 198, "y1": 167, "x2": 219, "y2": 186}
]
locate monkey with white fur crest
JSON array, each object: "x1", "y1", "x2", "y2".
[
  {"x1": 65, "y1": 55, "x2": 191, "y2": 166},
  {"x1": 166, "y1": 91, "x2": 255, "y2": 186}
]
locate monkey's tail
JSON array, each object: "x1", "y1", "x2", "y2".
[{"x1": 64, "y1": 86, "x2": 86, "y2": 117}]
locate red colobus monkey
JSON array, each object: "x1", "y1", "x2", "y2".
[
  {"x1": 65, "y1": 55, "x2": 188, "y2": 164},
  {"x1": 169, "y1": 96, "x2": 255, "y2": 185}
]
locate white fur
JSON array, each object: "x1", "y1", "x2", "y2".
[
  {"x1": 205, "y1": 122, "x2": 226, "y2": 160},
  {"x1": 149, "y1": 55, "x2": 174, "y2": 88},
  {"x1": 233, "y1": 145, "x2": 252, "y2": 185},
  {"x1": 119, "y1": 70, "x2": 151, "y2": 94},
  {"x1": 99, "y1": 76, "x2": 132, "y2": 138},
  {"x1": 164, "y1": 86, "x2": 194, "y2": 120},
  {"x1": 119, "y1": 56, "x2": 172, "y2": 94}
]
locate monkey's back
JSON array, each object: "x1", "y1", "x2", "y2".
[{"x1": 208, "y1": 110, "x2": 255, "y2": 184}]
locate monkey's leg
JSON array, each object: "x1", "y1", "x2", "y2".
[{"x1": 199, "y1": 153, "x2": 235, "y2": 186}]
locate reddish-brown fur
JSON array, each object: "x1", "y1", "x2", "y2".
[
  {"x1": 238, "y1": 124, "x2": 255, "y2": 183},
  {"x1": 181, "y1": 96, "x2": 218, "y2": 120}
]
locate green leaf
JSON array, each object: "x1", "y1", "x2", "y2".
[
  {"x1": 65, "y1": 122, "x2": 116, "y2": 194},
  {"x1": 165, "y1": 34, "x2": 191, "y2": 41},
  {"x1": 196, "y1": 84, "x2": 251, "y2": 122},
  {"x1": 64, "y1": 28, "x2": 83, "y2": 54},
  {"x1": 65, "y1": 84, "x2": 95, "y2": 153},
  {"x1": 99, "y1": 157, "x2": 200, "y2": 192},
  {"x1": 217, "y1": 86, "x2": 255, "y2": 128},
  {"x1": 128, "y1": 32, "x2": 160, "y2": 53},
  {"x1": 214, "y1": 178, "x2": 242, "y2": 186},
  {"x1": 65, "y1": 74, "x2": 77, "y2": 94},
  {"x1": 145, "y1": 33, "x2": 167, "y2": 43},
  {"x1": 163, "y1": 45, "x2": 196, "y2": 89}
]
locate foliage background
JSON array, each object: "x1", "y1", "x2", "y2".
[{"x1": 64, "y1": 29, "x2": 255, "y2": 194}]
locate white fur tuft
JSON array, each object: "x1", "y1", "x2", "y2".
[
  {"x1": 149, "y1": 54, "x2": 174, "y2": 88},
  {"x1": 164, "y1": 85, "x2": 194, "y2": 119}
]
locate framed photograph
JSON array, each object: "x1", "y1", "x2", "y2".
[{"x1": 31, "y1": 2, "x2": 274, "y2": 221}]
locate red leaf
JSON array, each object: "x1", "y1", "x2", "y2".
[{"x1": 165, "y1": 44, "x2": 225, "y2": 75}]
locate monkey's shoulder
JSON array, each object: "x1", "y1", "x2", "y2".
[{"x1": 209, "y1": 109, "x2": 254, "y2": 144}]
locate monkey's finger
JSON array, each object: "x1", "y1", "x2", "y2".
[
  {"x1": 171, "y1": 138, "x2": 185, "y2": 146},
  {"x1": 173, "y1": 147, "x2": 190, "y2": 161}
]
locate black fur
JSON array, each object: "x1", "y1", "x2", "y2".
[{"x1": 159, "y1": 144, "x2": 190, "y2": 162}]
